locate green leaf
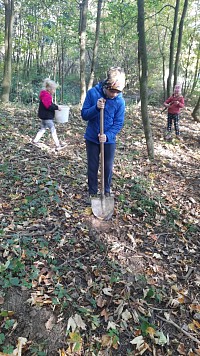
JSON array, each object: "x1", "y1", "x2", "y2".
[
  {"x1": 154, "y1": 331, "x2": 168, "y2": 345},
  {"x1": 2, "y1": 344, "x2": 14, "y2": 354},
  {"x1": 140, "y1": 319, "x2": 156, "y2": 336},
  {"x1": 0, "y1": 333, "x2": 5, "y2": 345},
  {"x1": 10, "y1": 277, "x2": 20, "y2": 286}
]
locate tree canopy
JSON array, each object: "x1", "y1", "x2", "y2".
[{"x1": 0, "y1": 0, "x2": 199, "y2": 105}]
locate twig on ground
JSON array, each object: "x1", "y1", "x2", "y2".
[
  {"x1": 183, "y1": 267, "x2": 196, "y2": 281},
  {"x1": 157, "y1": 315, "x2": 200, "y2": 345},
  {"x1": 59, "y1": 249, "x2": 97, "y2": 266}
]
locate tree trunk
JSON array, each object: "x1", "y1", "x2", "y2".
[
  {"x1": 192, "y1": 96, "x2": 200, "y2": 122},
  {"x1": 79, "y1": 0, "x2": 88, "y2": 104},
  {"x1": 155, "y1": 12, "x2": 169, "y2": 100},
  {"x1": 182, "y1": 33, "x2": 193, "y2": 96},
  {"x1": 137, "y1": 0, "x2": 154, "y2": 159},
  {"x1": 173, "y1": 0, "x2": 188, "y2": 87},
  {"x1": 1, "y1": 0, "x2": 14, "y2": 102},
  {"x1": 88, "y1": 0, "x2": 103, "y2": 90},
  {"x1": 191, "y1": 42, "x2": 200, "y2": 94},
  {"x1": 61, "y1": 40, "x2": 64, "y2": 102},
  {"x1": 167, "y1": 0, "x2": 180, "y2": 97}
]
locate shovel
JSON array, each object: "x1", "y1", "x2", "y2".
[{"x1": 91, "y1": 108, "x2": 114, "y2": 220}]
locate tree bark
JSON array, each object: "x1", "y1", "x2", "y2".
[
  {"x1": 167, "y1": 0, "x2": 180, "y2": 97},
  {"x1": 1, "y1": 0, "x2": 14, "y2": 102},
  {"x1": 79, "y1": 0, "x2": 88, "y2": 104},
  {"x1": 137, "y1": 0, "x2": 154, "y2": 159},
  {"x1": 192, "y1": 96, "x2": 200, "y2": 122},
  {"x1": 87, "y1": 0, "x2": 103, "y2": 90},
  {"x1": 173, "y1": 0, "x2": 188, "y2": 87},
  {"x1": 155, "y1": 12, "x2": 169, "y2": 100},
  {"x1": 190, "y1": 42, "x2": 200, "y2": 95}
]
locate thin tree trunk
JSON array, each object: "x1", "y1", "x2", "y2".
[
  {"x1": 88, "y1": 0, "x2": 103, "y2": 90},
  {"x1": 79, "y1": 0, "x2": 88, "y2": 104},
  {"x1": 1, "y1": 0, "x2": 14, "y2": 102},
  {"x1": 173, "y1": 0, "x2": 188, "y2": 87},
  {"x1": 155, "y1": 12, "x2": 169, "y2": 100},
  {"x1": 182, "y1": 34, "x2": 192, "y2": 96},
  {"x1": 137, "y1": 0, "x2": 154, "y2": 159},
  {"x1": 191, "y1": 43, "x2": 200, "y2": 94},
  {"x1": 192, "y1": 96, "x2": 200, "y2": 122},
  {"x1": 167, "y1": 0, "x2": 180, "y2": 97},
  {"x1": 61, "y1": 40, "x2": 64, "y2": 102}
]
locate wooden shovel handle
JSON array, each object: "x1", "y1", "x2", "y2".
[{"x1": 100, "y1": 108, "x2": 104, "y2": 196}]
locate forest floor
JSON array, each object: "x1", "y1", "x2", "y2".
[{"x1": 0, "y1": 103, "x2": 200, "y2": 356}]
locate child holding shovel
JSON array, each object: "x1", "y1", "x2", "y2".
[
  {"x1": 81, "y1": 67, "x2": 126, "y2": 199},
  {"x1": 164, "y1": 84, "x2": 185, "y2": 140}
]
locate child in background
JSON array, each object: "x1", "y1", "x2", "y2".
[
  {"x1": 33, "y1": 78, "x2": 65, "y2": 151},
  {"x1": 164, "y1": 84, "x2": 185, "y2": 140}
]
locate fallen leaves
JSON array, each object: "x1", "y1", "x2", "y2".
[
  {"x1": 130, "y1": 335, "x2": 151, "y2": 354},
  {"x1": 67, "y1": 314, "x2": 87, "y2": 332},
  {"x1": 0, "y1": 105, "x2": 200, "y2": 355}
]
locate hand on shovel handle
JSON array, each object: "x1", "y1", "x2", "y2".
[
  {"x1": 97, "y1": 98, "x2": 106, "y2": 109},
  {"x1": 98, "y1": 133, "x2": 107, "y2": 142}
]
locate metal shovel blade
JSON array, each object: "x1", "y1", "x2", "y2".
[{"x1": 91, "y1": 195, "x2": 114, "y2": 220}]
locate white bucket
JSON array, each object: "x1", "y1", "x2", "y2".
[{"x1": 55, "y1": 105, "x2": 70, "y2": 123}]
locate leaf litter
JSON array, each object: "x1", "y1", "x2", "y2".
[{"x1": 0, "y1": 104, "x2": 199, "y2": 355}]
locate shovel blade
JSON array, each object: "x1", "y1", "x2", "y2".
[{"x1": 91, "y1": 196, "x2": 114, "y2": 220}]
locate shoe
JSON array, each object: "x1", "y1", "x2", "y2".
[
  {"x1": 56, "y1": 144, "x2": 67, "y2": 151},
  {"x1": 86, "y1": 194, "x2": 97, "y2": 206},
  {"x1": 165, "y1": 133, "x2": 172, "y2": 140},
  {"x1": 89, "y1": 194, "x2": 98, "y2": 199},
  {"x1": 105, "y1": 192, "x2": 110, "y2": 197}
]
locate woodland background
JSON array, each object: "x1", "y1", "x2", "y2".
[
  {"x1": 0, "y1": 0, "x2": 199, "y2": 108},
  {"x1": 0, "y1": 0, "x2": 200, "y2": 355}
]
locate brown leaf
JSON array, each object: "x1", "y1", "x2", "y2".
[
  {"x1": 96, "y1": 295, "x2": 107, "y2": 308},
  {"x1": 101, "y1": 309, "x2": 109, "y2": 322},
  {"x1": 177, "y1": 343, "x2": 186, "y2": 355},
  {"x1": 45, "y1": 315, "x2": 55, "y2": 330}
]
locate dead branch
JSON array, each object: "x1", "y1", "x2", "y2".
[{"x1": 157, "y1": 315, "x2": 200, "y2": 345}]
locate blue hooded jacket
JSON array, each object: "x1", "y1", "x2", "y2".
[{"x1": 81, "y1": 83, "x2": 125, "y2": 144}]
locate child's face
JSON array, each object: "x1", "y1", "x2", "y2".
[
  {"x1": 48, "y1": 87, "x2": 56, "y2": 95},
  {"x1": 105, "y1": 88, "x2": 121, "y2": 99},
  {"x1": 174, "y1": 90, "x2": 180, "y2": 97}
]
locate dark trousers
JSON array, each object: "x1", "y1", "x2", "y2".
[
  {"x1": 86, "y1": 140, "x2": 116, "y2": 195},
  {"x1": 167, "y1": 113, "x2": 180, "y2": 135}
]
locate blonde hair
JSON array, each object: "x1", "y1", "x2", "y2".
[
  {"x1": 104, "y1": 67, "x2": 126, "y2": 91},
  {"x1": 42, "y1": 78, "x2": 58, "y2": 91}
]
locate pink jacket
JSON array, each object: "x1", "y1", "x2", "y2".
[
  {"x1": 38, "y1": 90, "x2": 58, "y2": 120},
  {"x1": 164, "y1": 95, "x2": 184, "y2": 114}
]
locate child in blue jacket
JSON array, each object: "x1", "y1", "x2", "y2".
[{"x1": 81, "y1": 67, "x2": 125, "y2": 197}]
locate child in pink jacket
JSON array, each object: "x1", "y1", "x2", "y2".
[
  {"x1": 33, "y1": 78, "x2": 65, "y2": 151},
  {"x1": 164, "y1": 84, "x2": 185, "y2": 140}
]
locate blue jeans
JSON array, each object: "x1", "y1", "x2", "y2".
[{"x1": 86, "y1": 140, "x2": 116, "y2": 195}]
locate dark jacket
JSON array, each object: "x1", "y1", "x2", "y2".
[
  {"x1": 81, "y1": 83, "x2": 125, "y2": 144},
  {"x1": 38, "y1": 90, "x2": 58, "y2": 120}
]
